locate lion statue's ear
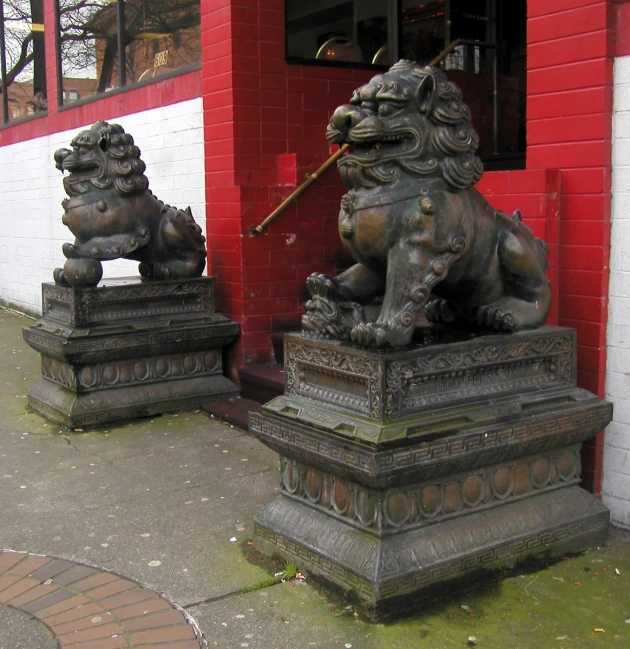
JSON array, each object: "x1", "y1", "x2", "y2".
[{"x1": 414, "y1": 70, "x2": 436, "y2": 116}]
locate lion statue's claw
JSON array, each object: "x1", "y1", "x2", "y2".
[
  {"x1": 425, "y1": 299, "x2": 456, "y2": 324},
  {"x1": 476, "y1": 305, "x2": 516, "y2": 332}
]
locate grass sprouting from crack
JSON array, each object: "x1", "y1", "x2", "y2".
[{"x1": 239, "y1": 561, "x2": 299, "y2": 593}]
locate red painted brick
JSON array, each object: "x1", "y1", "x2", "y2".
[
  {"x1": 527, "y1": 87, "x2": 610, "y2": 121},
  {"x1": 528, "y1": 4, "x2": 607, "y2": 44},
  {"x1": 528, "y1": 113, "x2": 610, "y2": 145},
  {"x1": 527, "y1": 141, "x2": 610, "y2": 170},
  {"x1": 558, "y1": 269, "x2": 608, "y2": 298},
  {"x1": 561, "y1": 194, "x2": 611, "y2": 221},
  {"x1": 559, "y1": 245, "x2": 606, "y2": 272},
  {"x1": 617, "y1": 3, "x2": 630, "y2": 56},
  {"x1": 558, "y1": 294, "x2": 607, "y2": 322},
  {"x1": 562, "y1": 220, "x2": 611, "y2": 247},
  {"x1": 528, "y1": 58, "x2": 611, "y2": 95},
  {"x1": 529, "y1": 0, "x2": 607, "y2": 20},
  {"x1": 561, "y1": 168, "x2": 610, "y2": 195}
]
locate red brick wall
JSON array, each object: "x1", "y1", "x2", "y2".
[
  {"x1": 525, "y1": 0, "x2": 615, "y2": 493},
  {"x1": 202, "y1": 0, "x2": 373, "y2": 371}
]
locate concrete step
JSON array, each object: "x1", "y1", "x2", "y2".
[
  {"x1": 239, "y1": 363, "x2": 285, "y2": 404},
  {"x1": 203, "y1": 396, "x2": 261, "y2": 431}
]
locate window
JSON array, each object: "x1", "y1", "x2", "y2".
[
  {"x1": 56, "y1": 0, "x2": 200, "y2": 105},
  {"x1": 285, "y1": 0, "x2": 526, "y2": 164},
  {"x1": 0, "y1": 1, "x2": 47, "y2": 125}
]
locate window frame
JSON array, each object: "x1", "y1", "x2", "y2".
[
  {"x1": 54, "y1": 0, "x2": 201, "y2": 111},
  {"x1": 0, "y1": 1, "x2": 49, "y2": 126}
]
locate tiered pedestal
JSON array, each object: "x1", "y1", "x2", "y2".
[
  {"x1": 249, "y1": 327, "x2": 612, "y2": 617},
  {"x1": 24, "y1": 277, "x2": 239, "y2": 428}
]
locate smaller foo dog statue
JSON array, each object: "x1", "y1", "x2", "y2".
[
  {"x1": 53, "y1": 121, "x2": 206, "y2": 286},
  {"x1": 303, "y1": 61, "x2": 551, "y2": 348}
]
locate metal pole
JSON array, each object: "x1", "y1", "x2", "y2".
[
  {"x1": 249, "y1": 144, "x2": 350, "y2": 236},
  {"x1": 117, "y1": 0, "x2": 126, "y2": 87},
  {"x1": 0, "y1": 1, "x2": 9, "y2": 123}
]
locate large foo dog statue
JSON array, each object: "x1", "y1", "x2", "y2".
[
  {"x1": 53, "y1": 121, "x2": 206, "y2": 286},
  {"x1": 303, "y1": 61, "x2": 551, "y2": 348}
]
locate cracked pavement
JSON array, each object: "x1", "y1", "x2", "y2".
[{"x1": 2, "y1": 307, "x2": 630, "y2": 649}]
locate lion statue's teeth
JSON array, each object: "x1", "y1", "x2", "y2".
[
  {"x1": 53, "y1": 121, "x2": 207, "y2": 287},
  {"x1": 303, "y1": 61, "x2": 551, "y2": 348}
]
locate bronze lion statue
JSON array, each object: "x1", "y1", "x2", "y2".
[
  {"x1": 303, "y1": 61, "x2": 551, "y2": 348},
  {"x1": 53, "y1": 121, "x2": 206, "y2": 286}
]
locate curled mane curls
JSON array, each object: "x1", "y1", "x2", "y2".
[
  {"x1": 411, "y1": 66, "x2": 484, "y2": 191},
  {"x1": 93, "y1": 122, "x2": 150, "y2": 197}
]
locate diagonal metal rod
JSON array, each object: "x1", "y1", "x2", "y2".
[
  {"x1": 248, "y1": 39, "x2": 495, "y2": 236},
  {"x1": 248, "y1": 143, "x2": 349, "y2": 236}
]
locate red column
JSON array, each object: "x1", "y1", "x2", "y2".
[
  {"x1": 526, "y1": 0, "x2": 615, "y2": 493},
  {"x1": 201, "y1": 0, "x2": 370, "y2": 374}
]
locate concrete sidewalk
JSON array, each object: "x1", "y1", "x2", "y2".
[{"x1": 0, "y1": 306, "x2": 629, "y2": 649}]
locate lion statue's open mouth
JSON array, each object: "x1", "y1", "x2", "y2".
[{"x1": 302, "y1": 61, "x2": 551, "y2": 348}]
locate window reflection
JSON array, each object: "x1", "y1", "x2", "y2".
[
  {"x1": 56, "y1": 0, "x2": 200, "y2": 105},
  {"x1": 1, "y1": 0, "x2": 47, "y2": 124}
]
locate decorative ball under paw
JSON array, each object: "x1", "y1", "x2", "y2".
[{"x1": 58, "y1": 258, "x2": 103, "y2": 287}]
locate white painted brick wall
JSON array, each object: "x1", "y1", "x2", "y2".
[
  {"x1": 605, "y1": 55, "x2": 630, "y2": 529},
  {"x1": 0, "y1": 98, "x2": 206, "y2": 315}
]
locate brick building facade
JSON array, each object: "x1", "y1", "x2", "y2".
[{"x1": 0, "y1": 0, "x2": 628, "y2": 526}]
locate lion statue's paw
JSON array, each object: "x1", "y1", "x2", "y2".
[
  {"x1": 350, "y1": 321, "x2": 412, "y2": 348},
  {"x1": 306, "y1": 273, "x2": 337, "y2": 299},
  {"x1": 476, "y1": 304, "x2": 517, "y2": 331},
  {"x1": 425, "y1": 298, "x2": 457, "y2": 324}
]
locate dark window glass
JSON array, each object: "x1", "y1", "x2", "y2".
[
  {"x1": 0, "y1": 0, "x2": 47, "y2": 124},
  {"x1": 124, "y1": 1, "x2": 200, "y2": 84},
  {"x1": 285, "y1": 0, "x2": 526, "y2": 164},
  {"x1": 56, "y1": 0, "x2": 200, "y2": 106},
  {"x1": 286, "y1": 1, "x2": 390, "y2": 66},
  {"x1": 58, "y1": 0, "x2": 119, "y2": 99}
]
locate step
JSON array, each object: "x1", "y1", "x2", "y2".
[
  {"x1": 239, "y1": 363, "x2": 285, "y2": 404},
  {"x1": 203, "y1": 396, "x2": 261, "y2": 431}
]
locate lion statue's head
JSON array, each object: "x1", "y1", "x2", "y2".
[
  {"x1": 327, "y1": 60, "x2": 483, "y2": 192},
  {"x1": 54, "y1": 121, "x2": 149, "y2": 197}
]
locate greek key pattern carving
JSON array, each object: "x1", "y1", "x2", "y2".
[
  {"x1": 386, "y1": 334, "x2": 574, "y2": 418},
  {"x1": 286, "y1": 342, "x2": 381, "y2": 419},
  {"x1": 279, "y1": 447, "x2": 581, "y2": 534},
  {"x1": 254, "y1": 523, "x2": 376, "y2": 599},
  {"x1": 250, "y1": 406, "x2": 610, "y2": 477},
  {"x1": 41, "y1": 351, "x2": 221, "y2": 392},
  {"x1": 254, "y1": 513, "x2": 608, "y2": 601}
]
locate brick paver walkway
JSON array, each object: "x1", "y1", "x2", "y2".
[{"x1": 0, "y1": 551, "x2": 203, "y2": 649}]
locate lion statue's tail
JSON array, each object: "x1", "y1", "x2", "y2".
[{"x1": 511, "y1": 210, "x2": 550, "y2": 272}]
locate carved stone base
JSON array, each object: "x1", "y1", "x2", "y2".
[
  {"x1": 250, "y1": 330, "x2": 612, "y2": 616},
  {"x1": 24, "y1": 277, "x2": 239, "y2": 428},
  {"x1": 254, "y1": 486, "x2": 608, "y2": 615}
]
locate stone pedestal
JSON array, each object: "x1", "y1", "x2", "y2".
[
  {"x1": 24, "y1": 277, "x2": 239, "y2": 428},
  {"x1": 249, "y1": 327, "x2": 612, "y2": 617}
]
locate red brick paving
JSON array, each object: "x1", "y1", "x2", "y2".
[{"x1": 0, "y1": 552, "x2": 203, "y2": 649}]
